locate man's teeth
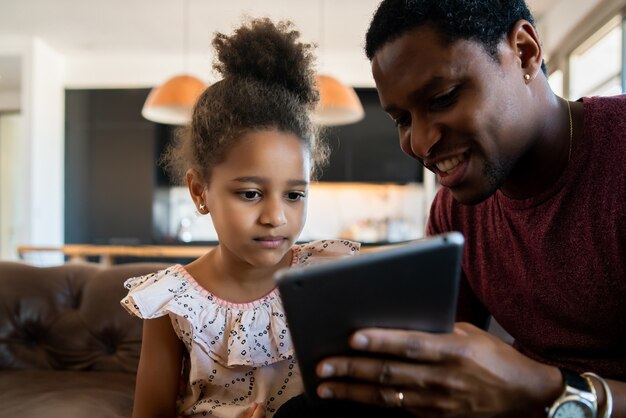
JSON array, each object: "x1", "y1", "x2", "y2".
[{"x1": 436, "y1": 154, "x2": 465, "y2": 173}]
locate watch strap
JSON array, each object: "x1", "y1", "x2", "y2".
[
  {"x1": 546, "y1": 369, "x2": 598, "y2": 418},
  {"x1": 561, "y1": 368, "x2": 592, "y2": 392}
]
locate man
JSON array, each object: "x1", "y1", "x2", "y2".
[{"x1": 314, "y1": 1, "x2": 626, "y2": 417}]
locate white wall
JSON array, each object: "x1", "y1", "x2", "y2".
[
  {"x1": 0, "y1": 113, "x2": 25, "y2": 260},
  {"x1": 0, "y1": 37, "x2": 65, "y2": 264},
  {"x1": 25, "y1": 39, "x2": 65, "y2": 254},
  {"x1": 64, "y1": 48, "x2": 375, "y2": 89},
  {"x1": 0, "y1": 91, "x2": 20, "y2": 112}
]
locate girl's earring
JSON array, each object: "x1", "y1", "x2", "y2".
[
  {"x1": 524, "y1": 74, "x2": 531, "y2": 81},
  {"x1": 199, "y1": 203, "x2": 206, "y2": 212}
]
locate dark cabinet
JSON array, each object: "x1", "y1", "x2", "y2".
[
  {"x1": 319, "y1": 88, "x2": 422, "y2": 183},
  {"x1": 65, "y1": 88, "x2": 156, "y2": 245},
  {"x1": 154, "y1": 88, "x2": 422, "y2": 185},
  {"x1": 64, "y1": 87, "x2": 421, "y2": 246}
]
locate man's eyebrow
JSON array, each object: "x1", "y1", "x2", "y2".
[
  {"x1": 382, "y1": 76, "x2": 449, "y2": 114},
  {"x1": 231, "y1": 177, "x2": 309, "y2": 187},
  {"x1": 410, "y1": 76, "x2": 449, "y2": 100}
]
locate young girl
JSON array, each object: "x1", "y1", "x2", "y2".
[{"x1": 120, "y1": 18, "x2": 359, "y2": 418}]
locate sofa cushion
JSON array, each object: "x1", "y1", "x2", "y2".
[
  {"x1": 0, "y1": 261, "x2": 168, "y2": 372},
  {"x1": 0, "y1": 261, "x2": 171, "y2": 418},
  {"x1": 0, "y1": 370, "x2": 135, "y2": 418}
]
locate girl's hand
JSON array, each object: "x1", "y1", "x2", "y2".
[
  {"x1": 315, "y1": 322, "x2": 563, "y2": 418},
  {"x1": 237, "y1": 403, "x2": 266, "y2": 418}
]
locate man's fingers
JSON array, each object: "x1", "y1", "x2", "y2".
[
  {"x1": 350, "y1": 328, "x2": 471, "y2": 363},
  {"x1": 317, "y1": 356, "x2": 436, "y2": 388},
  {"x1": 317, "y1": 380, "x2": 454, "y2": 413}
]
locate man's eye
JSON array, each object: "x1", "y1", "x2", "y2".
[
  {"x1": 392, "y1": 114, "x2": 411, "y2": 128},
  {"x1": 286, "y1": 192, "x2": 306, "y2": 201},
  {"x1": 430, "y1": 87, "x2": 459, "y2": 111}
]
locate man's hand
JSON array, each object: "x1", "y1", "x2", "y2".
[{"x1": 315, "y1": 323, "x2": 562, "y2": 418}]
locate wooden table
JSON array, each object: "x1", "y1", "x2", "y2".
[
  {"x1": 17, "y1": 244, "x2": 214, "y2": 265},
  {"x1": 17, "y1": 241, "x2": 389, "y2": 265}
]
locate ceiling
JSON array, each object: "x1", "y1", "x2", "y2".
[{"x1": 0, "y1": 0, "x2": 562, "y2": 92}]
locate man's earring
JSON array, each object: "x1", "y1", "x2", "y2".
[
  {"x1": 524, "y1": 74, "x2": 531, "y2": 81},
  {"x1": 199, "y1": 203, "x2": 206, "y2": 212}
]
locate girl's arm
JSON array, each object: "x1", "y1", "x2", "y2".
[{"x1": 132, "y1": 316, "x2": 184, "y2": 418}]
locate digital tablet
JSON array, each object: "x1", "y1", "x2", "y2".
[{"x1": 275, "y1": 231, "x2": 464, "y2": 402}]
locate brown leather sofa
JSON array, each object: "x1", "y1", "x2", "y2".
[{"x1": 0, "y1": 260, "x2": 169, "y2": 418}]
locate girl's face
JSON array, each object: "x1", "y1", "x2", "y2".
[{"x1": 201, "y1": 129, "x2": 310, "y2": 268}]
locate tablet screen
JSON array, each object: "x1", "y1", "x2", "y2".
[{"x1": 275, "y1": 232, "x2": 464, "y2": 401}]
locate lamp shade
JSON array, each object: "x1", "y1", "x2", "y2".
[
  {"x1": 313, "y1": 74, "x2": 365, "y2": 126},
  {"x1": 142, "y1": 74, "x2": 207, "y2": 125}
]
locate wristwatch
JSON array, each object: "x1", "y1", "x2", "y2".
[{"x1": 546, "y1": 369, "x2": 597, "y2": 418}]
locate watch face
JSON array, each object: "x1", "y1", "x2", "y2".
[{"x1": 554, "y1": 401, "x2": 594, "y2": 418}]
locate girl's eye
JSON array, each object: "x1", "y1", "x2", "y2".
[
  {"x1": 238, "y1": 190, "x2": 261, "y2": 200},
  {"x1": 430, "y1": 87, "x2": 459, "y2": 111},
  {"x1": 286, "y1": 191, "x2": 306, "y2": 201}
]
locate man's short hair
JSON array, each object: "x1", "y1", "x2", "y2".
[{"x1": 365, "y1": 0, "x2": 545, "y2": 72}]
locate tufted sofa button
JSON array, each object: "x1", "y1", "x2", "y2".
[{"x1": 97, "y1": 329, "x2": 122, "y2": 355}]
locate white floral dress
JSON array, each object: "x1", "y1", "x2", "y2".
[{"x1": 121, "y1": 240, "x2": 360, "y2": 417}]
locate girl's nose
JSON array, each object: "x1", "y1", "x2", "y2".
[{"x1": 259, "y1": 198, "x2": 287, "y2": 227}]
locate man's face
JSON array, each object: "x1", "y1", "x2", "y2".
[{"x1": 372, "y1": 26, "x2": 528, "y2": 205}]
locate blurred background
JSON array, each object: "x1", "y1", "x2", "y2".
[{"x1": 0, "y1": 0, "x2": 624, "y2": 264}]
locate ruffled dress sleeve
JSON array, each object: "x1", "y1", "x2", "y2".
[{"x1": 120, "y1": 265, "x2": 187, "y2": 319}]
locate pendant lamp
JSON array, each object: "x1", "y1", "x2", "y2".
[
  {"x1": 314, "y1": 74, "x2": 365, "y2": 126},
  {"x1": 142, "y1": 75, "x2": 206, "y2": 125},
  {"x1": 141, "y1": 0, "x2": 207, "y2": 125},
  {"x1": 312, "y1": 0, "x2": 364, "y2": 126}
]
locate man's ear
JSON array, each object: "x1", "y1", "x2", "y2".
[
  {"x1": 186, "y1": 168, "x2": 209, "y2": 214},
  {"x1": 508, "y1": 19, "x2": 543, "y2": 83}
]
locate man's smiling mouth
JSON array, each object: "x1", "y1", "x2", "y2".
[{"x1": 436, "y1": 153, "x2": 466, "y2": 174}]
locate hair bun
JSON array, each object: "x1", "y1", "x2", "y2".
[{"x1": 213, "y1": 18, "x2": 318, "y2": 107}]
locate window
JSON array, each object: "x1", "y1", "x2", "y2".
[
  {"x1": 569, "y1": 16, "x2": 623, "y2": 98},
  {"x1": 548, "y1": 69, "x2": 564, "y2": 97}
]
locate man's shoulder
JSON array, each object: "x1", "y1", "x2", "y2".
[
  {"x1": 582, "y1": 94, "x2": 626, "y2": 148},
  {"x1": 584, "y1": 94, "x2": 626, "y2": 117}
]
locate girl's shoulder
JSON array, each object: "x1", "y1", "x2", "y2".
[{"x1": 291, "y1": 239, "x2": 360, "y2": 266}]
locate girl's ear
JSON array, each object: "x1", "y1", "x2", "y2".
[
  {"x1": 508, "y1": 19, "x2": 543, "y2": 83},
  {"x1": 186, "y1": 169, "x2": 209, "y2": 214}
]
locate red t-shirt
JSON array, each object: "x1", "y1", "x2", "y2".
[{"x1": 427, "y1": 95, "x2": 626, "y2": 378}]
